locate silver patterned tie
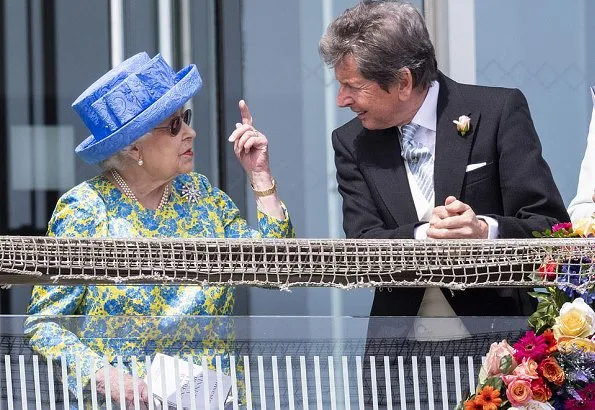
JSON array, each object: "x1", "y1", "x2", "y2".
[{"x1": 400, "y1": 123, "x2": 434, "y2": 203}]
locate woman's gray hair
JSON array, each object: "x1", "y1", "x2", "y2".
[
  {"x1": 319, "y1": 1, "x2": 437, "y2": 91},
  {"x1": 97, "y1": 132, "x2": 151, "y2": 172}
]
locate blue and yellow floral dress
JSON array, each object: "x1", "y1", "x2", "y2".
[{"x1": 25, "y1": 172, "x2": 293, "y2": 399}]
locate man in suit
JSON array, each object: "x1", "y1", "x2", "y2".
[{"x1": 319, "y1": 1, "x2": 569, "y2": 319}]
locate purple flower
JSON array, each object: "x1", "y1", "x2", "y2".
[{"x1": 558, "y1": 257, "x2": 595, "y2": 304}]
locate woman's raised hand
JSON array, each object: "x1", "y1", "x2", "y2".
[{"x1": 228, "y1": 100, "x2": 272, "y2": 178}]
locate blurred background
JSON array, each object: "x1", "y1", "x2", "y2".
[{"x1": 0, "y1": 0, "x2": 593, "y2": 317}]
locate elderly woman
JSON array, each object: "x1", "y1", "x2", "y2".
[{"x1": 25, "y1": 52, "x2": 293, "y2": 408}]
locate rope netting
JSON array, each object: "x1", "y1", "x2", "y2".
[{"x1": 0, "y1": 236, "x2": 593, "y2": 289}]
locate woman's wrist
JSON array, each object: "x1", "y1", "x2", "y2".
[{"x1": 249, "y1": 171, "x2": 275, "y2": 193}]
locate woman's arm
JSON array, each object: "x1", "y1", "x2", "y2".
[
  {"x1": 25, "y1": 184, "x2": 109, "y2": 393},
  {"x1": 197, "y1": 173, "x2": 294, "y2": 239},
  {"x1": 228, "y1": 100, "x2": 287, "y2": 220}
]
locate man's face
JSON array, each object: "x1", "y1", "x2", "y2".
[{"x1": 334, "y1": 55, "x2": 406, "y2": 130}]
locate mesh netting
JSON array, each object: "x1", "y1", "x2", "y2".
[{"x1": 0, "y1": 236, "x2": 593, "y2": 289}]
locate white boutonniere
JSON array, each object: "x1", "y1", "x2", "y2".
[{"x1": 453, "y1": 115, "x2": 471, "y2": 136}]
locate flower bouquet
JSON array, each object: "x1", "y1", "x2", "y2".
[{"x1": 457, "y1": 219, "x2": 595, "y2": 410}]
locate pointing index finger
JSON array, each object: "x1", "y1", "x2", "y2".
[{"x1": 239, "y1": 99, "x2": 253, "y2": 126}]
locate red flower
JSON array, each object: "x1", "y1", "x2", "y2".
[
  {"x1": 530, "y1": 378, "x2": 552, "y2": 402},
  {"x1": 541, "y1": 329, "x2": 557, "y2": 354},
  {"x1": 513, "y1": 331, "x2": 548, "y2": 362},
  {"x1": 537, "y1": 260, "x2": 558, "y2": 280}
]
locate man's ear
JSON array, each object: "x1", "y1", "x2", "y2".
[{"x1": 396, "y1": 68, "x2": 414, "y2": 101}]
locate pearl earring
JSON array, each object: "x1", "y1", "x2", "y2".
[{"x1": 138, "y1": 158, "x2": 144, "y2": 166}]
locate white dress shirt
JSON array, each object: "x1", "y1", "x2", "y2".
[
  {"x1": 399, "y1": 81, "x2": 500, "y2": 239},
  {"x1": 398, "y1": 82, "x2": 497, "y2": 333}
]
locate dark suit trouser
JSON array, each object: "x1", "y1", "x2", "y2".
[{"x1": 362, "y1": 287, "x2": 535, "y2": 406}]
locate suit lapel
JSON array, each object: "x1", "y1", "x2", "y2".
[
  {"x1": 358, "y1": 127, "x2": 419, "y2": 225},
  {"x1": 434, "y1": 74, "x2": 480, "y2": 206}
]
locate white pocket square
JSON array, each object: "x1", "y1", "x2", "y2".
[{"x1": 465, "y1": 162, "x2": 487, "y2": 172}]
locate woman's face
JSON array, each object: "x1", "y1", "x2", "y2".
[{"x1": 137, "y1": 109, "x2": 197, "y2": 180}]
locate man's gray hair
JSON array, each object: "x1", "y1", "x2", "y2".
[{"x1": 319, "y1": 1, "x2": 438, "y2": 91}]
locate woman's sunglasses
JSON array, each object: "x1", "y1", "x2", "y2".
[{"x1": 154, "y1": 108, "x2": 192, "y2": 136}]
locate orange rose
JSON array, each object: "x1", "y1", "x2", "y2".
[
  {"x1": 538, "y1": 357, "x2": 565, "y2": 385},
  {"x1": 531, "y1": 378, "x2": 552, "y2": 402},
  {"x1": 506, "y1": 378, "x2": 533, "y2": 407}
]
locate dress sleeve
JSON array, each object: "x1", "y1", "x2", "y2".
[
  {"x1": 199, "y1": 174, "x2": 294, "y2": 239},
  {"x1": 25, "y1": 184, "x2": 109, "y2": 393}
]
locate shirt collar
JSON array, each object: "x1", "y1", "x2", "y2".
[{"x1": 410, "y1": 80, "x2": 439, "y2": 132}]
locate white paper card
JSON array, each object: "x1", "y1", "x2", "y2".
[{"x1": 146, "y1": 353, "x2": 232, "y2": 410}]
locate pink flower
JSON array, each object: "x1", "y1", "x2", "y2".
[
  {"x1": 483, "y1": 340, "x2": 518, "y2": 377},
  {"x1": 564, "y1": 383, "x2": 595, "y2": 409},
  {"x1": 552, "y1": 222, "x2": 572, "y2": 232},
  {"x1": 512, "y1": 358, "x2": 539, "y2": 380},
  {"x1": 506, "y1": 378, "x2": 533, "y2": 407},
  {"x1": 513, "y1": 331, "x2": 548, "y2": 362}
]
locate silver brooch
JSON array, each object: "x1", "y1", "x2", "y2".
[{"x1": 181, "y1": 183, "x2": 200, "y2": 203}]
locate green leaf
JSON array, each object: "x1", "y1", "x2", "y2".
[
  {"x1": 529, "y1": 291, "x2": 550, "y2": 301},
  {"x1": 527, "y1": 285, "x2": 574, "y2": 333},
  {"x1": 483, "y1": 376, "x2": 504, "y2": 391},
  {"x1": 552, "y1": 287, "x2": 571, "y2": 308},
  {"x1": 499, "y1": 354, "x2": 513, "y2": 374}
]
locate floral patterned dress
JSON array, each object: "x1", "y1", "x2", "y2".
[{"x1": 25, "y1": 172, "x2": 294, "y2": 400}]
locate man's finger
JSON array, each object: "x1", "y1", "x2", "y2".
[
  {"x1": 428, "y1": 214, "x2": 441, "y2": 227},
  {"x1": 444, "y1": 195, "x2": 457, "y2": 206},
  {"x1": 444, "y1": 199, "x2": 471, "y2": 214},
  {"x1": 430, "y1": 205, "x2": 450, "y2": 220},
  {"x1": 427, "y1": 226, "x2": 475, "y2": 239},
  {"x1": 431, "y1": 213, "x2": 473, "y2": 230}
]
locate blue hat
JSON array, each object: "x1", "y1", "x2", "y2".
[{"x1": 72, "y1": 52, "x2": 202, "y2": 164}]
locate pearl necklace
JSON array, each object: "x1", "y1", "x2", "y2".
[{"x1": 111, "y1": 169, "x2": 170, "y2": 211}]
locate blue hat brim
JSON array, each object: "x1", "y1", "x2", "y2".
[{"x1": 75, "y1": 64, "x2": 202, "y2": 164}]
